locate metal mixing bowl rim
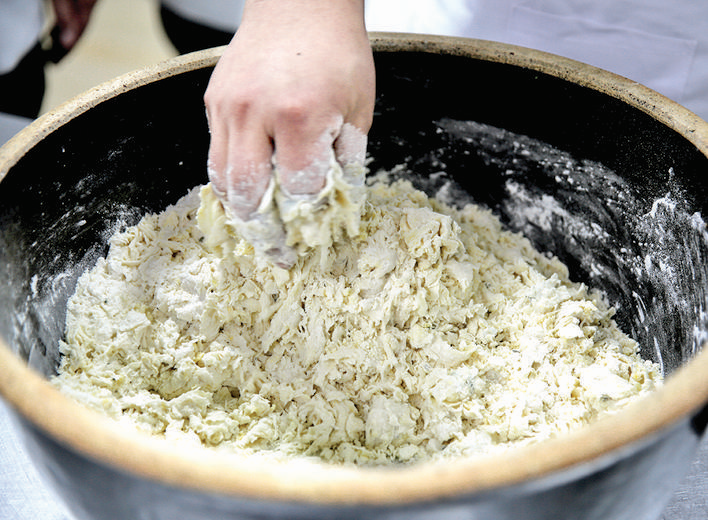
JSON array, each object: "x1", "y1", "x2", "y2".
[{"x1": 1, "y1": 33, "x2": 708, "y2": 505}]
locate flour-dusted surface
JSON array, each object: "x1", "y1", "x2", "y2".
[{"x1": 52, "y1": 177, "x2": 661, "y2": 465}]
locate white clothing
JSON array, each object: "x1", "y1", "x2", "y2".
[
  {"x1": 161, "y1": 0, "x2": 243, "y2": 33},
  {"x1": 2, "y1": 0, "x2": 706, "y2": 118},
  {"x1": 365, "y1": 0, "x2": 476, "y2": 38},
  {"x1": 0, "y1": 0, "x2": 44, "y2": 74},
  {"x1": 365, "y1": 0, "x2": 708, "y2": 121}
]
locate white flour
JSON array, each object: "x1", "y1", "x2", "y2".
[{"x1": 52, "y1": 176, "x2": 661, "y2": 465}]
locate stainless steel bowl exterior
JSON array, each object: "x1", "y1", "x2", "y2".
[{"x1": 2, "y1": 35, "x2": 708, "y2": 520}]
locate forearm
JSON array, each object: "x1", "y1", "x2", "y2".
[
  {"x1": 236, "y1": 0, "x2": 369, "y2": 74},
  {"x1": 241, "y1": 0, "x2": 366, "y2": 28}
]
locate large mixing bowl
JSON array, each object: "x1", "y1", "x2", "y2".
[{"x1": 2, "y1": 34, "x2": 708, "y2": 520}]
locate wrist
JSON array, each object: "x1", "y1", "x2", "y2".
[{"x1": 241, "y1": 0, "x2": 367, "y2": 34}]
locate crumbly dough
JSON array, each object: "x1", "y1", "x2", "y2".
[
  {"x1": 221, "y1": 152, "x2": 367, "y2": 268},
  {"x1": 53, "y1": 176, "x2": 661, "y2": 465}
]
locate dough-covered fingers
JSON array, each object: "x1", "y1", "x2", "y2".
[
  {"x1": 205, "y1": 105, "x2": 294, "y2": 266},
  {"x1": 229, "y1": 179, "x2": 297, "y2": 269},
  {"x1": 276, "y1": 121, "x2": 368, "y2": 230},
  {"x1": 274, "y1": 117, "x2": 342, "y2": 198},
  {"x1": 223, "y1": 156, "x2": 273, "y2": 221},
  {"x1": 203, "y1": 0, "x2": 373, "y2": 266},
  {"x1": 334, "y1": 123, "x2": 367, "y2": 166},
  {"x1": 334, "y1": 123, "x2": 368, "y2": 186},
  {"x1": 205, "y1": 75, "x2": 276, "y2": 220},
  {"x1": 205, "y1": 114, "x2": 229, "y2": 198},
  {"x1": 275, "y1": 121, "x2": 368, "y2": 195}
]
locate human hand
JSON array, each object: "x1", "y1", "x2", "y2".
[
  {"x1": 51, "y1": 0, "x2": 99, "y2": 50},
  {"x1": 204, "y1": 0, "x2": 375, "y2": 267}
]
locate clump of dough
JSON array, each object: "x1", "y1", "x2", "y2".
[
  {"x1": 276, "y1": 158, "x2": 367, "y2": 252},
  {"x1": 53, "y1": 177, "x2": 661, "y2": 465},
  {"x1": 211, "y1": 153, "x2": 367, "y2": 268}
]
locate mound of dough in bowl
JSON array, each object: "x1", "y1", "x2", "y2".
[{"x1": 53, "y1": 173, "x2": 661, "y2": 465}]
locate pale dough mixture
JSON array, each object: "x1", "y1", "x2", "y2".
[
  {"x1": 53, "y1": 175, "x2": 661, "y2": 465},
  {"x1": 220, "y1": 149, "x2": 367, "y2": 268}
]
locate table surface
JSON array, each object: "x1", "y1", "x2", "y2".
[{"x1": 1, "y1": 113, "x2": 706, "y2": 519}]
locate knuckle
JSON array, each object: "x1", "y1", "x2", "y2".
[
  {"x1": 205, "y1": 84, "x2": 259, "y2": 123},
  {"x1": 274, "y1": 93, "x2": 316, "y2": 127}
]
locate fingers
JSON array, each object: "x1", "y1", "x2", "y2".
[
  {"x1": 205, "y1": 83, "x2": 298, "y2": 268},
  {"x1": 208, "y1": 134, "x2": 274, "y2": 220},
  {"x1": 274, "y1": 119, "x2": 339, "y2": 198},
  {"x1": 206, "y1": 110, "x2": 297, "y2": 268},
  {"x1": 207, "y1": 116, "x2": 365, "y2": 270},
  {"x1": 209, "y1": 114, "x2": 368, "y2": 210},
  {"x1": 233, "y1": 180, "x2": 297, "y2": 270},
  {"x1": 334, "y1": 122, "x2": 368, "y2": 168},
  {"x1": 275, "y1": 118, "x2": 369, "y2": 200},
  {"x1": 205, "y1": 81, "x2": 276, "y2": 218}
]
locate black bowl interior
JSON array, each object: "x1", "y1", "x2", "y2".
[{"x1": 2, "y1": 49, "x2": 708, "y2": 382}]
